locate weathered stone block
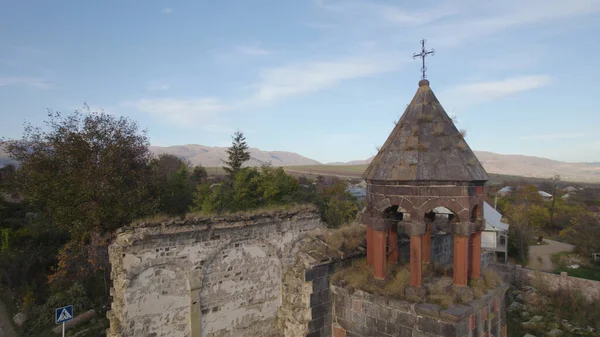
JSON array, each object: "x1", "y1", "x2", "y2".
[
  {"x1": 441, "y1": 305, "x2": 474, "y2": 322},
  {"x1": 404, "y1": 221, "x2": 427, "y2": 236},
  {"x1": 418, "y1": 316, "x2": 440, "y2": 335},
  {"x1": 415, "y1": 303, "x2": 441, "y2": 318},
  {"x1": 451, "y1": 222, "x2": 473, "y2": 236}
]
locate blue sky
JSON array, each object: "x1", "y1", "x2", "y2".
[{"x1": 1, "y1": 0, "x2": 600, "y2": 163}]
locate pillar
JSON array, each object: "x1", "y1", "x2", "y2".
[
  {"x1": 453, "y1": 235, "x2": 469, "y2": 286},
  {"x1": 409, "y1": 235, "x2": 423, "y2": 287},
  {"x1": 387, "y1": 222, "x2": 398, "y2": 263},
  {"x1": 367, "y1": 227, "x2": 374, "y2": 266},
  {"x1": 470, "y1": 231, "x2": 482, "y2": 280},
  {"x1": 422, "y1": 224, "x2": 432, "y2": 264},
  {"x1": 373, "y1": 230, "x2": 387, "y2": 280}
]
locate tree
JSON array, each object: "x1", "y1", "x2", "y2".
[
  {"x1": 4, "y1": 105, "x2": 156, "y2": 238},
  {"x1": 222, "y1": 130, "x2": 251, "y2": 180},
  {"x1": 559, "y1": 211, "x2": 600, "y2": 256},
  {"x1": 191, "y1": 165, "x2": 208, "y2": 184},
  {"x1": 149, "y1": 154, "x2": 196, "y2": 216}
]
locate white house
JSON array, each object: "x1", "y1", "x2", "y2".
[
  {"x1": 497, "y1": 186, "x2": 513, "y2": 196},
  {"x1": 538, "y1": 191, "x2": 553, "y2": 201},
  {"x1": 481, "y1": 201, "x2": 510, "y2": 263}
]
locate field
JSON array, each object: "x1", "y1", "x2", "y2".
[{"x1": 205, "y1": 164, "x2": 563, "y2": 186}]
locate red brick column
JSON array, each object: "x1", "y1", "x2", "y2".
[
  {"x1": 409, "y1": 234, "x2": 423, "y2": 287},
  {"x1": 470, "y1": 231, "x2": 482, "y2": 280},
  {"x1": 453, "y1": 235, "x2": 469, "y2": 286},
  {"x1": 373, "y1": 230, "x2": 387, "y2": 280},
  {"x1": 422, "y1": 224, "x2": 432, "y2": 264},
  {"x1": 367, "y1": 227, "x2": 373, "y2": 266},
  {"x1": 387, "y1": 222, "x2": 398, "y2": 263}
]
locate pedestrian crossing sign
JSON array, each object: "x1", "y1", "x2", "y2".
[{"x1": 55, "y1": 305, "x2": 73, "y2": 324}]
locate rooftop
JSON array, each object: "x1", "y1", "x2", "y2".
[{"x1": 363, "y1": 80, "x2": 488, "y2": 182}]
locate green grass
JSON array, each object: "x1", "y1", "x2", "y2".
[{"x1": 551, "y1": 252, "x2": 600, "y2": 281}]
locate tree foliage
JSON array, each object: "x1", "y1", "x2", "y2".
[
  {"x1": 5, "y1": 105, "x2": 156, "y2": 238},
  {"x1": 222, "y1": 130, "x2": 251, "y2": 179},
  {"x1": 149, "y1": 154, "x2": 203, "y2": 216}
]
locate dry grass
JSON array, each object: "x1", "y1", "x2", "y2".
[
  {"x1": 418, "y1": 142, "x2": 430, "y2": 152},
  {"x1": 459, "y1": 129, "x2": 467, "y2": 139},
  {"x1": 429, "y1": 294, "x2": 454, "y2": 309},
  {"x1": 405, "y1": 144, "x2": 417, "y2": 151},
  {"x1": 440, "y1": 145, "x2": 450, "y2": 151},
  {"x1": 331, "y1": 259, "x2": 410, "y2": 299},
  {"x1": 185, "y1": 203, "x2": 318, "y2": 220},
  {"x1": 418, "y1": 114, "x2": 433, "y2": 124},
  {"x1": 470, "y1": 278, "x2": 487, "y2": 298},
  {"x1": 130, "y1": 214, "x2": 172, "y2": 226},
  {"x1": 411, "y1": 125, "x2": 419, "y2": 136},
  {"x1": 433, "y1": 123, "x2": 445, "y2": 136},
  {"x1": 456, "y1": 141, "x2": 467, "y2": 152},
  {"x1": 483, "y1": 270, "x2": 501, "y2": 288},
  {"x1": 321, "y1": 224, "x2": 366, "y2": 252},
  {"x1": 428, "y1": 277, "x2": 454, "y2": 309}
]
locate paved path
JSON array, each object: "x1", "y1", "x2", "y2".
[
  {"x1": 527, "y1": 239, "x2": 574, "y2": 272},
  {"x1": 0, "y1": 299, "x2": 16, "y2": 337}
]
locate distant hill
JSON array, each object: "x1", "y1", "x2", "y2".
[
  {"x1": 335, "y1": 151, "x2": 600, "y2": 183},
  {"x1": 150, "y1": 144, "x2": 321, "y2": 167},
  {"x1": 3, "y1": 140, "x2": 600, "y2": 182}
]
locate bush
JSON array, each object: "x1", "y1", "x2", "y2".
[{"x1": 25, "y1": 282, "x2": 92, "y2": 335}]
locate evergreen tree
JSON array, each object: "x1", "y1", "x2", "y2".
[{"x1": 222, "y1": 130, "x2": 250, "y2": 180}]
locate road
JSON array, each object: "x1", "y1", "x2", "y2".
[
  {"x1": 527, "y1": 238, "x2": 574, "y2": 272},
  {"x1": 0, "y1": 299, "x2": 16, "y2": 337}
]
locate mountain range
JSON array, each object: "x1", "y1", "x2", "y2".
[{"x1": 2, "y1": 143, "x2": 600, "y2": 182}]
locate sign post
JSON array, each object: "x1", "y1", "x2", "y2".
[{"x1": 55, "y1": 305, "x2": 73, "y2": 337}]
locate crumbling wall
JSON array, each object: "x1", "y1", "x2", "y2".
[
  {"x1": 107, "y1": 207, "x2": 323, "y2": 337},
  {"x1": 331, "y1": 283, "x2": 509, "y2": 337},
  {"x1": 489, "y1": 263, "x2": 600, "y2": 301}
]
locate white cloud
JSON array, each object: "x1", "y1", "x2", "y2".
[
  {"x1": 316, "y1": 0, "x2": 600, "y2": 47},
  {"x1": 519, "y1": 133, "x2": 586, "y2": 141},
  {"x1": 0, "y1": 77, "x2": 50, "y2": 89},
  {"x1": 441, "y1": 75, "x2": 554, "y2": 108},
  {"x1": 123, "y1": 98, "x2": 234, "y2": 127},
  {"x1": 252, "y1": 54, "x2": 403, "y2": 101},
  {"x1": 237, "y1": 45, "x2": 271, "y2": 56},
  {"x1": 162, "y1": 8, "x2": 173, "y2": 14}
]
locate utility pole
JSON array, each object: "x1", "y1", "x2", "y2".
[{"x1": 549, "y1": 174, "x2": 560, "y2": 229}]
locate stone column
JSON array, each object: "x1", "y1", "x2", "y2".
[
  {"x1": 453, "y1": 235, "x2": 469, "y2": 286},
  {"x1": 410, "y1": 235, "x2": 423, "y2": 287},
  {"x1": 422, "y1": 223, "x2": 432, "y2": 264},
  {"x1": 452, "y1": 222, "x2": 472, "y2": 287},
  {"x1": 367, "y1": 227, "x2": 374, "y2": 266},
  {"x1": 406, "y1": 222, "x2": 426, "y2": 288},
  {"x1": 372, "y1": 230, "x2": 387, "y2": 280},
  {"x1": 470, "y1": 231, "x2": 482, "y2": 280},
  {"x1": 387, "y1": 222, "x2": 399, "y2": 263}
]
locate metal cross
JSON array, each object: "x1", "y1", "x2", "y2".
[{"x1": 412, "y1": 39, "x2": 435, "y2": 79}]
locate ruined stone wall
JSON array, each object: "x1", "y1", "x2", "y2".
[
  {"x1": 107, "y1": 207, "x2": 323, "y2": 337},
  {"x1": 331, "y1": 284, "x2": 509, "y2": 337},
  {"x1": 489, "y1": 263, "x2": 600, "y2": 301}
]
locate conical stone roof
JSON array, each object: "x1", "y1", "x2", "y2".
[{"x1": 363, "y1": 79, "x2": 489, "y2": 182}]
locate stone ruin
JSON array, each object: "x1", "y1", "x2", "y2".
[{"x1": 106, "y1": 79, "x2": 509, "y2": 337}]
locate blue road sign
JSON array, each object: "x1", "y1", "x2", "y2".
[{"x1": 55, "y1": 305, "x2": 73, "y2": 324}]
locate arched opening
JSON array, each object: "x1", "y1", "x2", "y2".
[{"x1": 470, "y1": 204, "x2": 479, "y2": 223}]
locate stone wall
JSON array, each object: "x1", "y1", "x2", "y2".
[
  {"x1": 489, "y1": 263, "x2": 600, "y2": 301},
  {"x1": 398, "y1": 231, "x2": 454, "y2": 266},
  {"x1": 107, "y1": 207, "x2": 323, "y2": 337},
  {"x1": 331, "y1": 284, "x2": 509, "y2": 337}
]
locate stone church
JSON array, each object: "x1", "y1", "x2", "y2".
[{"x1": 107, "y1": 51, "x2": 507, "y2": 337}]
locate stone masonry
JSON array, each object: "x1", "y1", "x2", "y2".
[
  {"x1": 331, "y1": 284, "x2": 509, "y2": 337},
  {"x1": 107, "y1": 206, "x2": 323, "y2": 337}
]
